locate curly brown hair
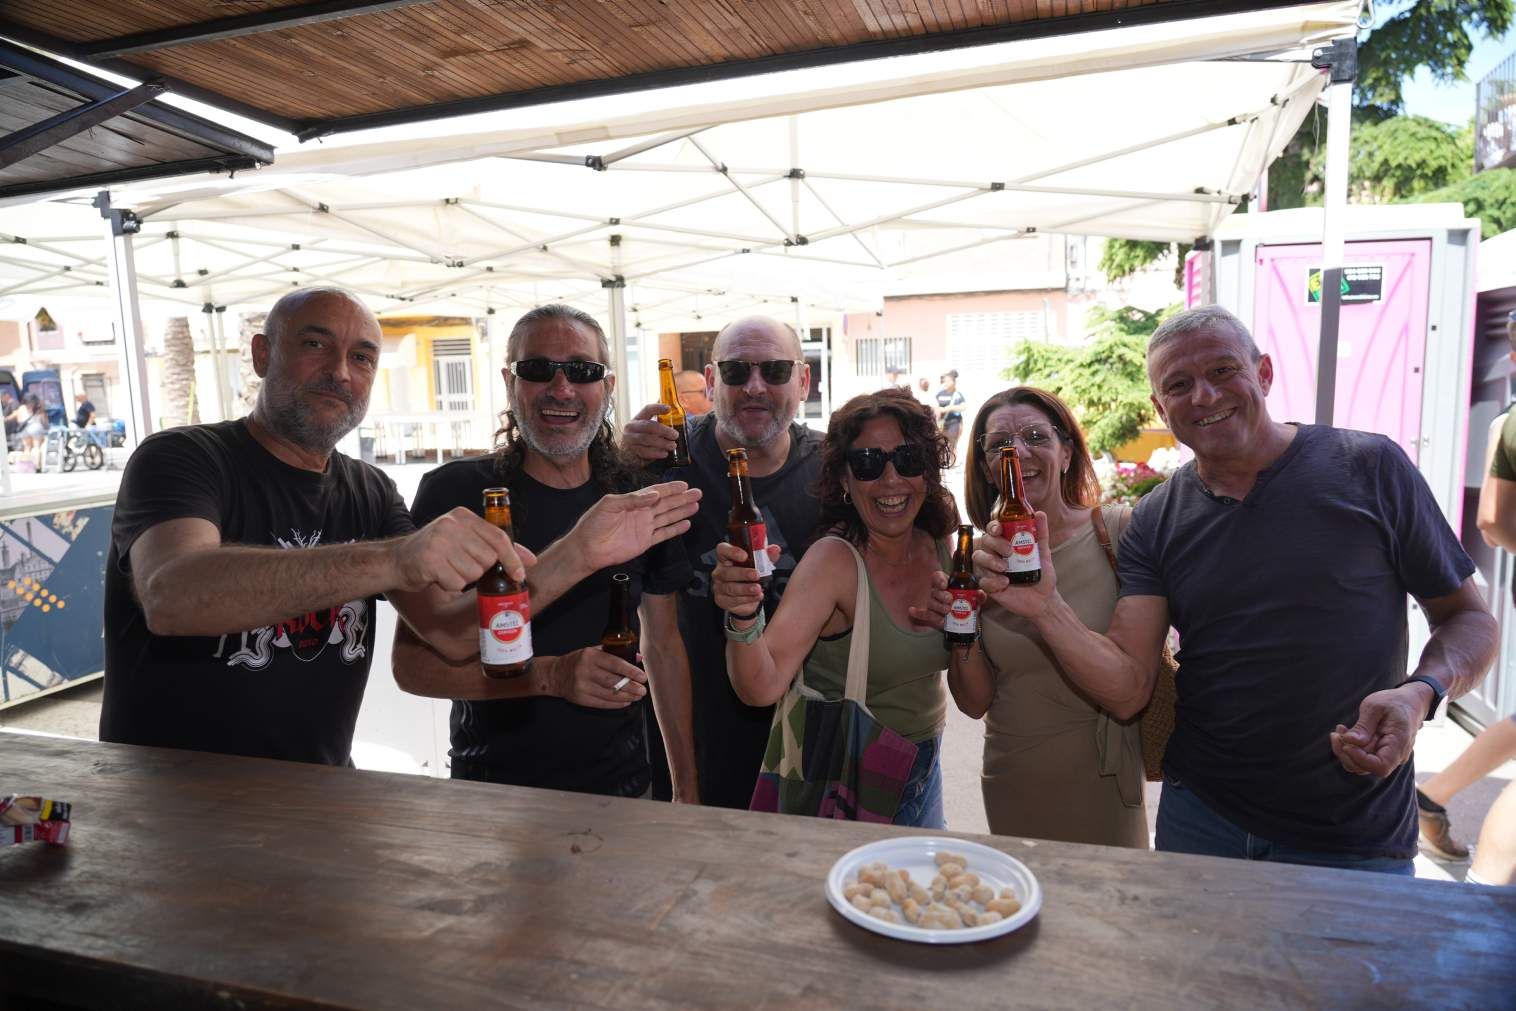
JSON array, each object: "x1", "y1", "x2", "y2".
[
  {"x1": 963, "y1": 386, "x2": 1100, "y2": 529},
  {"x1": 815, "y1": 388, "x2": 957, "y2": 547}
]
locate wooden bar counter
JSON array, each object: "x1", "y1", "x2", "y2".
[{"x1": 2, "y1": 736, "x2": 1513, "y2": 1009}]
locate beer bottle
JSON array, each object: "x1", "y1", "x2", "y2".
[
  {"x1": 600, "y1": 572, "x2": 639, "y2": 667},
  {"x1": 477, "y1": 487, "x2": 533, "y2": 677},
  {"x1": 657, "y1": 358, "x2": 691, "y2": 466},
  {"x1": 726, "y1": 447, "x2": 775, "y2": 590},
  {"x1": 944, "y1": 524, "x2": 981, "y2": 648},
  {"x1": 997, "y1": 446, "x2": 1041, "y2": 585}
]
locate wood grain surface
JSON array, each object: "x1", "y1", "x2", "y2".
[{"x1": 1, "y1": 736, "x2": 1512, "y2": 1010}]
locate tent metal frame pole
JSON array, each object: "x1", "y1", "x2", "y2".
[
  {"x1": 202, "y1": 302, "x2": 228, "y2": 422},
  {"x1": 606, "y1": 235, "x2": 630, "y2": 426},
  {"x1": 623, "y1": 220, "x2": 778, "y2": 246},
  {"x1": 688, "y1": 136, "x2": 795, "y2": 241},
  {"x1": 887, "y1": 233, "x2": 1024, "y2": 269},
  {"x1": 620, "y1": 176, "x2": 788, "y2": 227},
  {"x1": 806, "y1": 189, "x2": 990, "y2": 244},
  {"x1": 1312, "y1": 38, "x2": 1356, "y2": 428},
  {"x1": 97, "y1": 193, "x2": 154, "y2": 447},
  {"x1": 456, "y1": 209, "x2": 607, "y2": 268},
  {"x1": 802, "y1": 169, "x2": 1238, "y2": 204},
  {"x1": 172, "y1": 232, "x2": 440, "y2": 264},
  {"x1": 803, "y1": 178, "x2": 885, "y2": 268},
  {"x1": 599, "y1": 128, "x2": 706, "y2": 167}
]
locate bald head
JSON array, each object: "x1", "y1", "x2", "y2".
[
  {"x1": 265, "y1": 287, "x2": 376, "y2": 346},
  {"x1": 253, "y1": 286, "x2": 380, "y2": 455},
  {"x1": 713, "y1": 316, "x2": 802, "y2": 360}
]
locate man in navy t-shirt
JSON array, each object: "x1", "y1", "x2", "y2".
[{"x1": 976, "y1": 304, "x2": 1496, "y2": 873}]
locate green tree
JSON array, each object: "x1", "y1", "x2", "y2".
[
  {"x1": 1313, "y1": 115, "x2": 1475, "y2": 201},
  {"x1": 1271, "y1": 0, "x2": 1512, "y2": 209},
  {"x1": 1416, "y1": 166, "x2": 1516, "y2": 235},
  {"x1": 1006, "y1": 304, "x2": 1180, "y2": 454},
  {"x1": 1098, "y1": 239, "x2": 1193, "y2": 285}
]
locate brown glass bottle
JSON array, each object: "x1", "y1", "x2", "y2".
[
  {"x1": 477, "y1": 487, "x2": 533, "y2": 677},
  {"x1": 997, "y1": 446, "x2": 1041, "y2": 585},
  {"x1": 944, "y1": 524, "x2": 981, "y2": 648},
  {"x1": 657, "y1": 358, "x2": 691, "y2": 466},
  {"x1": 726, "y1": 447, "x2": 774, "y2": 590},
  {"x1": 599, "y1": 572, "x2": 639, "y2": 667}
]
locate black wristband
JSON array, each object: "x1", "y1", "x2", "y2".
[{"x1": 729, "y1": 605, "x2": 761, "y2": 621}]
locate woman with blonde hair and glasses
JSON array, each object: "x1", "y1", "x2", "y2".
[{"x1": 951, "y1": 386, "x2": 1148, "y2": 848}]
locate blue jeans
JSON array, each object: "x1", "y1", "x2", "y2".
[
  {"x1": 893, "y1": 734, "x2": 945, "y2": 829},
  {"x1": 1156, "y1": 776, "x2": 1414, "y2": 876}
]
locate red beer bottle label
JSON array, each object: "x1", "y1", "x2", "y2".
[
  {"x1": 944, "y1": 588, "x2": 980, "y2": 634},
  {"x1": 746, "y1": 522, "x2": 775, "y2": 578},
  {"x1": 1006, "y1": 517, "x2": 1039, "y2": 575},
  {"x1": 478, "y1": 590, "x2": 532, "y2": 664}
]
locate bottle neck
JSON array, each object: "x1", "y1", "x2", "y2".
[{"x1": 606, "y1": 580, "x2": 632, "y2": 631}]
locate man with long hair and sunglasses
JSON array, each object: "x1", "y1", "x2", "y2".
[
  {"x1": 622, "y1": 316, "x2": 825, "y2": 809},
  {"x1": 391, "y1": 303, "x2": 703, "y2": 802}
]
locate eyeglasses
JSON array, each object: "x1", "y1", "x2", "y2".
[
  {"x1": 845, "y1": 443, "x2": 928, "y2": 482},
  {"x1": 508, "y1": 358, "x2": 609, "y2": 384},
  {"x1": 978, "y1": 424, "x2": 1062, "y2": 454},
  {"x1": 715, "y1": 359, "x2": 802, "y2": 386}
]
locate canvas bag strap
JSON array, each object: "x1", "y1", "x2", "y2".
[{"x1": 825, "y1": 535, "x2": 873, "y2": 704}]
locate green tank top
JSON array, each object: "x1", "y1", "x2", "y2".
[{"x1": 800, "y1": 538, "x2": 950, "y2": 743}]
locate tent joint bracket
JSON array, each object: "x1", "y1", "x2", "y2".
[{"x1": 1310, "y1": 38, "x2": 1357, "y2": 84}]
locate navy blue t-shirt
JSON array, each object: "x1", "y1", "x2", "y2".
[
  {"x1": 410, "y1": 455, "x2": 688, "y2": 798},
  {"x1": 1118, "y1": 425, "x2": 1474, "y2": 858}
]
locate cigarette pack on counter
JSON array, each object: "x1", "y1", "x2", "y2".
[{"x1": 1, "y1": 795, "x2": 71, "y2": 846}]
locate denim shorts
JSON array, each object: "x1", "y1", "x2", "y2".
[{"x1": 893, "y1": 734, "x2": 945, "y2": 829}]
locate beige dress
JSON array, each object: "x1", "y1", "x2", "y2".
[{"x1": 980, "y1": 504, "x2": 1148, "y2": 848}]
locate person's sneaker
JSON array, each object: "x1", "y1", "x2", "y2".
[{"x1": 1416, "y1": 788, "x2": 1469, "y2": 861}]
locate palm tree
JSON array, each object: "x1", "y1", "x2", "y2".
[
  {"x1": 237, "y1": 311, "x2": 266, "y2": 414},
  {"x1": 160, "y1": 316, "x2": 199, "y2": 429}
]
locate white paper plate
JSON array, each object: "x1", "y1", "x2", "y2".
[{"x1": 825, "y1": 836, "x2": 1042, "y2": 944}]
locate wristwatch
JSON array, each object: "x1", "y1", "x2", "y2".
[{"x1": 1402, "y1": 674, "x2": 1446, "y2": 722}]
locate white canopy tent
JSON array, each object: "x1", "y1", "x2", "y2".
[{"x1": 0, "y1": 1, "x2": 1359, "y2": 489}]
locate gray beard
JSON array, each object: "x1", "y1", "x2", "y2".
[
  {"x1": 259, "y1": 384, "x2": 364, "y2": 453},
  {"x1": 515, "y1": 403, "x2": 605, "y2": 459},
  {"x1": 716, "y1": 407, "x2": 792, "y2": 450}
]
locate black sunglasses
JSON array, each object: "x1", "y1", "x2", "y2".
[
  {"x1": 715, "y1": 359, "x2": 801, "y2": 386},
  {"x1": 508, "y1": 358, "x2": 609, "y2": 384},
  {"x1": 845, "y1": 443, "x2": 928, "y2": 482}
]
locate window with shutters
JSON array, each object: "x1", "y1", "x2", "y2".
[
  {"x1": 946, "y1": 311, "x2": 1043, "y2": 378},
  {"x1": 855, "y1": 336, "x2": 911, "y2": 376}
]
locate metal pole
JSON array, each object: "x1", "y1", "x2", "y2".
[
  {"x1": 606, "y1": 234, "x2": 630, "y2": 426},
  {"x1": 96, "y1": 192, "x2": 154, "y2": 446},
  {"x1": 214, "y1": 306, "x2": 232, "y2": 420},
  {"x1": 1312, "y1": 38, "x2": 1356, "y2": 427}
]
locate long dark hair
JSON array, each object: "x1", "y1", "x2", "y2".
[
  {"x1": 963, "y1": 386, "x2": 1099, "y2": 529},
  {"x1": 815, "y1": 388, "x2": 957, "y2": 546}
]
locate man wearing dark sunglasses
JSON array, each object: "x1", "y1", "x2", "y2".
[
  {"x1": 392, "y1": 304, "x2": 702, "y2": 805},
  {"x1": 622, "y1": 315, "x2": 825, "y2": 809}
]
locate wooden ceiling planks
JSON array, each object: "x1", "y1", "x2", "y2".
[{"x1": 0, "y1": 0, "x2": 1304, "y2": 137}]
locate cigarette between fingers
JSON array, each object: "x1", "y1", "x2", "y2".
[{"x1": 612, "y1": 676, "x2": 631, "y2": 692}]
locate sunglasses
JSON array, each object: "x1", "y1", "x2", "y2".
[
  {"x1": 845, "y1": 443, "x2": 928, "y2": 482},
  {"x1": 715, "y1": 359, "x2": 802, "y2": 386},
  {"x1": 978, "y1": 423, "x2": 1062, "y2": 454},
  {"x1": 508, "y1": 358, "x2": 609, "y2": 384}
]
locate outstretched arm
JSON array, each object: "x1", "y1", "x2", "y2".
[{"x1": 639, "y1": 592, "x2": 699, "y2": 803}]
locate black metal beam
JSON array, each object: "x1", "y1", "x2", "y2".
[
  {"x1": 0, "y1": 21, "x2": 301, "y2": 135},
  {"x1": 0, "y1": 154, "x2": 260, "y2": 201},
  {"x1": 0, "y1": 80, "x2": 167, "y2": 169},
  {"x1": 81, "y1": 0, "x2": 438, "y2": 59},
  {"x1": 0, "y1": 38, "x2": 274, "y2": 164},
  {"x1": 291, "y1": 0, "x2": 1321, "y2": 140}
]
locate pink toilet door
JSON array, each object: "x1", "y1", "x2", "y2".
[{"x1": 1251, "y1": 239, "x2": 1431, "y2": 461}]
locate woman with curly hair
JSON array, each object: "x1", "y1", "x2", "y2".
[
  {"x1": 714, "y1": 388, "x2": 993, "y2": 827},
  {"x1": 953, "y1": 386, "x2": 1148, "y2": 848}
]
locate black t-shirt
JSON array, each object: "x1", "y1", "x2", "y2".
[
  {"x1": 74, "y1": 399, "x2": 95, "y2": 428},
  {"x1": 100, "y1": 420, "x2": 414, "y2": 765},
  {"x1": 409, "y1": 455, "x2": 688, "y2": 798},
  {"x1": 663, "y1": 414, "x2": 824, "y2": 809},
  {"x1": 1118, "y1": 425, "x2": 1474, "y2": 858}
]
